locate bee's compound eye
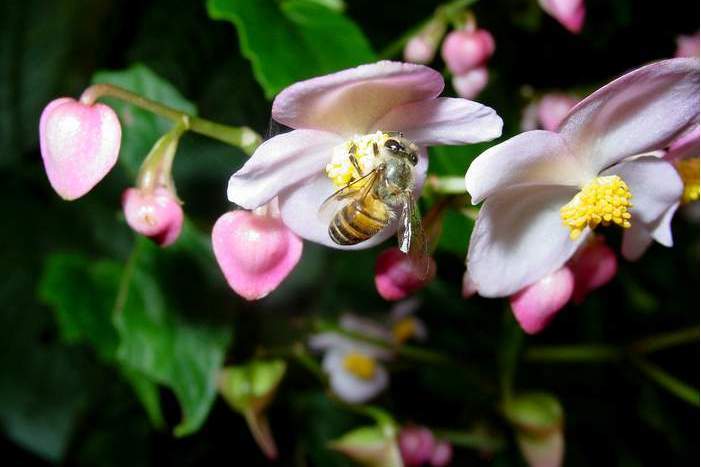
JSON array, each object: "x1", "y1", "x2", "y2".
[
  {"x1": 384, "y1": 139, "x2": 403, "y2": 153},
  {"x1": 408, "y1": 152, "x2": 418, "y2": 166}
]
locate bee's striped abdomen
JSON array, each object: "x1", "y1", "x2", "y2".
[{"x1": 329, "y1": 197, "x2": 389, "y2": 245}]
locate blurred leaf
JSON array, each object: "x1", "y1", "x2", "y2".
[
  {"x1": 0, "y1": 0, "x2": 108, "y2": 166},
  {"x1": 114, "y1": 240, "x2": 233, "y2": 437},
  {"x1": 428, "y1": 143, "x2": 491, "y2": 177},
  {"x1": 219, "y1": 360, "x2": 287, "y2": 414},
  {"x1": 436, "y1": 209, "x2": 473, "y2": 257},
  {"x1": 0, "y1": 302, "x2": 88, "y2": 462},
  {"x1": 38, "y1": 254, "x2": 120, "y2": 362},
  {"x1": 91, "y1": 64, "x2": 197, "y2": 176},
  {"x1": 207, "y1": 0, "x2": 376, "y2": 99}
]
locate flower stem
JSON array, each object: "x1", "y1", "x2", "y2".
[
  {"x1": 80, "y1": 83, "x2": 262, "y2": 155},
  {"x1": 630, "y1": 356, "x2": 699, "y2": 406},
  {"x1": 525, "y1": 344, "x2": 623, "y2": 362},
  {"x1": 628, "y1": 326, "x2": 699, "y2": 354},
  {"x1": 432, "y1": 428, "x2": 505, "y2": 452}
]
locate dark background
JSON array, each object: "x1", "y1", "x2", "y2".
[{"x1": 1, "y1": 0, "x2": 698, "y2": 465}]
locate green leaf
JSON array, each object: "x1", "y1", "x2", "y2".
[
  {"x1": 91, "y1": 64, "x2": 197, "y2": 176},
  {"x1": 436, "y1": 209, "x2": 474, "y2": 257},
  {"x1": 207, "y1": 0, "x2": 376, "y2": 99},
  {"x1": 114, "y1": 240, "x2": 233, "y2": 437},
  {"x1": 428, "y1": 143, "x2": 491, "y2": 177},
  {"x1": 38, "y1": 254, "x2": 121, "y2": 362}
]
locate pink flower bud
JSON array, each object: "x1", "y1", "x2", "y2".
[
  {"x1": 430, "y1": 441, "x2": 454, "y2": 467},
  {"x1": 375, "y1": 248, "x2": 436, "y2": 301},
  {"x1": 398, "y1": 426, "x2": 435, "y2": 466},
  {"x1": 538, "y1": 0, "x2": 585, "y2": 34},
  {"x1": 510, "y1": 267, "x2": 574, "y2": 335},
  {"x1": 441, "y1": 29, "x2": 495, "y2": 75},
  {"x1": 675, "y1": 32, "x2": 700, "y2": 58},
  {"x1": 570, "y1": 240, "x2": 617, "y2": 304},
  {"x1": 537, "y1": 94, "x2": 579, "y2": 132},
  {"x1": 404, "y1": 36, "x2": 436, "y2": 64},
  {"x1": 39, "y1": 98, "x2": 121, "y2": 200},
  {"x1": 452, "y1": 67, "x2": 489, "y2": 99},
  {"x1": 212, "y1": 208, "x2": 303, "y2": 301},
  {"x1": 122, "y1": 187, "x2": 183, "y2": 247}
]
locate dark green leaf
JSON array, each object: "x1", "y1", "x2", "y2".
[{"x1": 207, "y1": 0, "x2": 376, "y2": 99}]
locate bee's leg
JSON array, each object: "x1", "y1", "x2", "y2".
[{"x1": 349, "y1": 154, "x2": 363, "y2": 178}]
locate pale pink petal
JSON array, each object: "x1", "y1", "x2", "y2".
[
  {"x1": 675, "y1": 32, "x2": 700, "y2": 58},
  {"x1": 621, "y1": 223, "x2": 655, "y2": 261},
  {"x1": 272, "y1": 61, "x2": 444, "y2": 137},
  {"x1": 372, "y1": 97, "x2": 502, "y2": 146},
  {"x1": 278, "y1": 150, "x2": 429, "y2": 249},
  {"x1": 227, "y1": 129, "x2": 342, "y2": 209},
  {"x1": 510, "y1": 267, "x2": 574, "y2": 334},
  {"x1": 560, "y1": 58, "x2": 700, "y2": 174},
  {"x1": 465, "y1": 130, "x2": 587, "y2": 204},
  {"x1": 461, "y1": 267, "x2": 478, "y2": 298},
  {"x1": 517, "y1": 429, "x2": 565, "y2": 467},
  {"x1": 665, "y1": 126, "x2": 699, "y2": 162},
  {"x1": 539, "y1": 0, "x2": 585, "y2": 34},
  {"x1": 40, "y1": 98, "x2": 121, "y2": 200},
  {"x1": 467, "y1": 185, "x2": 585, "y2": 297},
  {"x1": 122, "y1": 188, "x2": 184, "y2": 247},
  {"x1": 602, "y1": 156, "x2": 682, "y2": 226},
  {"x1": 212, "y1": 210, "x2": 303, "y2": 300}
]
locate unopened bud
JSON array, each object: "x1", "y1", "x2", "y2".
[
  {"x1": 375, "y1": 248, "x2": 436, "y2": 301},
  {"x1": 538, "y1": 0, "x2": 585, "y2": 34},
  {"x1": 122, "y1": 187, "x2": 183, "y2": 247},
  {"x1": 452, "y1": 67, "x2": 489, "y2": 99},
  {"x1": 509, "y1": 267, "x2": 574, "y2": 334},
  {"x1": 441, "y1": 29, "x2": 495, "y2": 75},
  {"x1": 39, "y1": 98, "x2": 121, "y2": 200}
]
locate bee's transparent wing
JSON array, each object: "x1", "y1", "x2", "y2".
[
  {"x1": 397, "y1": 192, "x2": 431, "y2": 279},
  {"x1": 318, "y1": 169, "x2": 379, "y2": 223}
]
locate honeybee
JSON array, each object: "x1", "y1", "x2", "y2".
[{"x1": 319, "y1": 134, "x2": 430, "y2": 277}]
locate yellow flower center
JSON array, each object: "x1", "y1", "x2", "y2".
[
  {"x1": 343, "y1": 352, "x2": 377, "y2": 380},
  {"x1": 560, "y1": 175, "x2": 633, "y2": 240},
  {"x1": 392, "y1": 317, "x2": 418, "y2": 345},
  {"x1": 675, "y1": 158, "x2": 699, "y2": 204},
  {"x1": 325, "y1": 131, "x2": 391, "y2": 187}
]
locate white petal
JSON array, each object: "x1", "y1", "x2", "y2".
[
  {"x1": 465, "y1": 130, "x2": 587, "y2": 204},
  {"x1": 621, "y1": 223, "x2": 654, "y2": 261},
  {"x1": 467, "y1": 185, "x2": 585, "y2": 297},
  {"x1": 372, "y1": 97, "x2": 503, "y2": 146},
  {"x1": 323, "y1": 350, "x2": 389, "y2": 404},
  {"x1": 272, "y1": 61, "x2": 444, "y2": 137},
  {"x1": 227, "y1": 129, "x2": 341, "y2": 209},
  {"x1": 602, "y1": 156, "x2": 683, "y2": 226},
  {"x1": 560, "y1": 58, "x2": 700, "y2": 174}
]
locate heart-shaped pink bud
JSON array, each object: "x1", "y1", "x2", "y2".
[
  {"x1": 510, "y1": 267, "x2": 574, "y2": 335},
  {"x1": 212, "y1": 210, "x2": 303, "y2": 301},
  {"x1": 570, "y1": 241, "x2": 617, "y2": 304},
  {"x1": 122, "y1": 187, "x2": 183, "y2": 247},
  {"x1": 39, "y1": 98, "x2": 121, "y2": 200},
  {"x1": 441, "y1": 29, "x2": 495, "y2": 75},
  {"x1": 539, "y1": 0, "x2": 585, "y2": 34},
  {"x1": 452, "y1": 67, "x2": 489, "y2": 99},
  {"x1": 398, "y1": 426, "x2": 436, "y2": 467},
  {"x1": 537, "y1": 94, "x2": 578, "y2": 132},
  {"x1": 375, "y1": 248, "x2": 436, "y2": 301},
  {"x1": 429, "y1": 441, "x2": 454, "y2": 467}
]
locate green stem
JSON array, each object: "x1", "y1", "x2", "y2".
[
  {"x1": 630, "y1": 357, "x2": 699, "y2": 406},
  {"x1": 80, "y1": 83, "x2": 262, "y2": 155},
  {"x1": 525, "y1": 344, "x2": 623, "y2": 362},
  {"x1": 433, "y1": 429, "x2": 505, "y2": 452},
  {"x1": 628, "y1": 327, "x2": 699, "y2": 355},
  {"x1": 112, "y1": 242, "x2": 142, "y2": 317}
]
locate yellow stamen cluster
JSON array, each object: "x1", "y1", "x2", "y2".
[
  {"x1": 325, "y1": 131, "x2": 390, "y2": 187},
  {"x1": 343, "y1": 352, "x2": 377, "y2": 380},
  {"x1": 392, "y1": 317, "x2": 418, "y2": 345},
  {"x1": 675, "y1": 158, "x2": 700, "y2": 204},
  {"x1": 560, "y1": 175, "x2": 633, "y2": 240}
]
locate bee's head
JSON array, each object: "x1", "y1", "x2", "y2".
[{"x1": 384, "y1": 136, "x2": 419, "y2": 166}]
